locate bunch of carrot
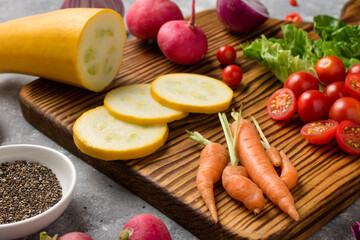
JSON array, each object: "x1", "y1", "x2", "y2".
[{"x1": 187, "y1": 106, "x2": 299, "y2": 223}]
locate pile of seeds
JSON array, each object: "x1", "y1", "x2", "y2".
[{"x1": 0, "y1": 160, "x2": 62, "y2": 224}]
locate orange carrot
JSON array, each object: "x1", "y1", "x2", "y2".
[
  {"x1": 279, "y1": 150, "x2": 298, "y2": 190},
  {"x1": 218, "y1": 113, "x2": 265, "y2": 214},
  {"x1": 222, "y1": 165, "x2": 265, "y2": 214},
  {"x1": 250, "y1": 116, "x2": 281, "y2": 167},
  {"x1": 230, "y1": 118, "x2": 299, "y2": 221},
  {"x1": 251, "y1": 116, "x2": 298, "y2": 190},
  {"x1": 186, "y1": 130, "x2": 229, "y2": 223}
]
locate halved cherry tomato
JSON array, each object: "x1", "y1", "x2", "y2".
[
  {"x1": 323, "y1": 81, "x2": 349, "y2": 104},
  {"x1": 347, "y1": 63, "x2": 360, "y2": 75},
  {"x1": 222, "y1": 65, "x2": 243, "y2": 87},
  {"x1": 267, "y1": 88, "x2": 297, "y2": 120},
  {"x1": 217, "y1": 45, "x2": 236, "y2": 65},
  {"x1": 345, "y1": 73, "x2": 360, "y2": 101},
  {"x1": 285, "y1": 13, "x2": 302, "y2": 22},
  {"x1": 297, "y1": 90, "x2": 331, "y2": 123},
  {"x1": 329, "y1": 97, "x2": 360, "y2": 123},
  {"x1": 336, "y1": 120, "x2": 360, "y2": 154},
  {"x1": 315, "y1": 56, "x2": 346, "y2": 85},
  {"x1": 284, "y1": 71, "x2": 319, "y2": 98},
  {"x1": 301, "y1": 119, "x2": 338, "y2": 145}
]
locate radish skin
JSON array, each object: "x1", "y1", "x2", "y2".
[
  {"x1": 0, "y1": 8, "x2": 126, "y2": 92},
  {"x1": 157, "y1": 0, "x2": 207, "y2": 65},
  {"x1": 119, "y1": 214, "x2": 171, "y2": 240},
  {"x1": 126, "y1": 0, "x2": 183, "y2": 40}
]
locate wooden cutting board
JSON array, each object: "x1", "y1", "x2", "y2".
[{"x1": 19, "y1": 1, "x2": 360, "y2": 239}]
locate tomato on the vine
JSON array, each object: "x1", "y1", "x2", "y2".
[
  {"x1": 297, "y1": 90, "x2": 331, "y2": 123},
  {"x1": 336, "y1": 120, "x2": 360, "y2": 154},
  {"x1": 301, "y1": 119, "x2": 338, "y2": 145},
  {"x1": 323, "y1": 81, "x2": 348, "y2": 104},
  {"x1": 217, "y1": 45, "x2": 236, "y2": 65},
  {"x1": 329, "y1": 97, "x2": 360, "y2": 123},
  {"x1": 315, "y1": 56, "x2": 346, "y2": 85},
  {"x1": 284, "y1": 71, "x2": 319, "y2": 98},
  {"x1": 222, "y1": 65, "x2": 243, "y2": 87},
  {"x1": 267, "y1": 88, "x2": 297, "y2": 120},
  {"x1": 345, "y1": 73, "x2": 360, "y2": 101},
  {"x1": 347, "y1": 63, "x2": 360, "y2": 75}
]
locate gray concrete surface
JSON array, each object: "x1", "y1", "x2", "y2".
[{"x1": 0, "y1": 0, "x2": 358, "y2": 239}]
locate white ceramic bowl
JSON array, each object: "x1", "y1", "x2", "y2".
[{"x1": 0, "y1": 144, "x2": 77, "y2": 240}]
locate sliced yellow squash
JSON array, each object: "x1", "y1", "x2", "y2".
[
  {"x1": 150, "y1": 73, "x2": 233, "y2": 113},
  {"x1": 0, "y1": 8, "x2": 126, "y2": 92},
  {"x1": 104, "y1": 84, "x2": 188, "y2": 124},
  {"x1": 73, "y1": 106, "x2": 168, "y2": 160}
]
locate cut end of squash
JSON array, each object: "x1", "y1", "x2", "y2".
[
  {"x1": 150, "y1": 73, "x2": 233, "y2": 113},
  {"x1": 73, "y1": 106, "x2": 168, "y2": 160},
  {"x1": 104, "y1": 84, "x2": 188, "y2": 124},
  {"x1": 77, "y1": 9, "x2": 126, "y2": 92}
]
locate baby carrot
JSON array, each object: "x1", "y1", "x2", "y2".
[
  {"x1": 251, "y1": 116, "x2": 298, "y2": 190},
  {"x1": 186, "y1": 130, "x2": 229, "y2": 223},
  {"x1": 218, "y1": 113, "x2": 265, "y2": 214},
  {"x1": 250, "y1": 116, "x2": 281, "y2": 167},
  {"x1": 279, "y1": 150, "x2": 298, "y2": 190},
  {"x1": 230, "y1": 114, "x2": 299, "y2": 221}
]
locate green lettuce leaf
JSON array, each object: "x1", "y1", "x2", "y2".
[
  {"x1": 241, "y1": 15, "x2": 360, "y2": 84},
  {"x1": 242, "y1": 35, "x2": 316, "y2": 84}
]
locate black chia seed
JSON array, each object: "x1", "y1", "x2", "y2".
[{"x1": 0, "y1": 160, "x2": 62, "y2": 224}]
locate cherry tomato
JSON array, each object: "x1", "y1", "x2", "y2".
[
  {"x1": 336, "y1": 120, "x2": 360, "y2": 154},
  {"x1": 345, "y1": 73, "x2": 360, "y2": 101},
  {"x1": 222, "y1": 65, "x2": 243, "y2": 87},
  {"x1": 285, "y1": 13, "x2": 302, "y2": 22},
  {"x1": 284, "y1": 71, "x2": 319, "y2": 98},
  {"x1": 301, "y1": 119, "x2": 338, "y2": 145},
  {"x1": 347, "y1": 63, "x2": 360, "y2": 75},
  {"x1": 323, "y1": 81, "x2": 349, "y2": 104},
  {"x1": 315, "y1": 56, "x2": 346, "y2": 85},
  {"x1": 217, "y1": 45, "x2": 236, "y2": 65},
  {"x1": 267, "y1": 88, "x2": 297, "y2": 120},
  {"x1": 329, "y1": 97, "x2": 360, "y2": 123},
  {"x1": 289, "y1": 0, "x2": 298, "y2": 7},
  {"x1": 297, "y1": 90, "x2": 331, "y2": 123}
]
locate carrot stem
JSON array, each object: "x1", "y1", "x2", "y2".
[
  {"x1": 186, "y1": 130, "x2": 211, "y2": 146},
  {"x1": 218, "y1": 112, "x2": 238, "y2": 166},
  {"x1": 251, "y1": 116, "x2": 271, "y2": 150}
]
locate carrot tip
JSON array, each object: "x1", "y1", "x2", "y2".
[{"x1": 253, "y1": 208, "x2": 261, "y2": 215}]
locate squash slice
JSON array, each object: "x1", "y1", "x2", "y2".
[
  {"x1": 0, "y1": 8, "x2": 126, "y2": 92},
  {"x1": 104, "y1": 84, "x2": 188, "y2": 124},
  {"x1": 73, "y1": 106, "x2": 168, "y2": 160},
  {"x1": 150, "y1": 73, "x2": 233, "y2": 113}
]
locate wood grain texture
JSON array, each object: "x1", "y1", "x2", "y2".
[{"x1": 19, "y1": 1, "x2": 360, "y2": 239}]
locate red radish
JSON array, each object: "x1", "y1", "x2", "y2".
[
  {"x1": 39, "y1": 231, "x2": 93, "y2": 240},
  {"x1": 126, "y1": 0, "x2": 183, "y2": 40},
  {"x1": 118, "y1": 214, "x2": 171, "y2": 240},
  {"x1": 59, "y1": 232, "x2": 94, "y2": 240},
  {"x1": 157, "y1": 0, "x2": 208, "y2": 65}
]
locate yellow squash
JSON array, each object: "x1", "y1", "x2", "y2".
[{"x1": 0, "y1": 8, "x2": 126, "y2": 92}]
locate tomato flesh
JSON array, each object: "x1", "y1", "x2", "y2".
[
  {"x1": 336, "y1": 120, "x2": 360, "y2": 154},
  {"x1": 315, "y1": 56, "x2": 346, "y2": 85},
  {"x1": 301, "y1": 120, "x2": 338, "y2": 145},
  {"x1": 222, "y1": 65, "x2": 243, "y2": 87},
  {"x1": 267, "y1": 88, "x2": 297, "y2": 120},
  {"x1": 217, "y1": 45, "x2": 236, "y2": 65},
  {"x1": 345, "y1": 73, "x2": 360, "y2": 101}
]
